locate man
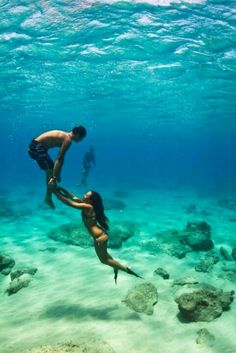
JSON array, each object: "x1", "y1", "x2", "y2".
[
  {"x1": 28, "y1": 125, "x2": 86, "y2": 209},
  {"x1": 79, "y1": 145, "x2": 96, "y2": 187}
]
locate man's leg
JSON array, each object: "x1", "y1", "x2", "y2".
[{"x1": 44, "y1": 169, "x2": 55, "y2": 209}]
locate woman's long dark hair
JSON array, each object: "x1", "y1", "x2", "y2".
[{"x1": 90, "y1": 191, "x2": 109, "y2": 230}]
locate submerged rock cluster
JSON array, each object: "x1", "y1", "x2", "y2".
[
  {"x1": 0, "y1": 253, "x2": 15, "y2": 275},
  {"x1": 48, "y1": 222, "x2": 93, "y2": 248},
  {"x1": 122, "y1": 280, "x2": 234, "y2": 322},
  {"x1": 144, "y1": 220, "x2": 214, "y2": 259},
  {"x1": 175, "y1": 285, "x2": 234, "y2": 322},
  {"x1": 6, "y1": 267, "x2": 38, "y2": 296},
  {"x1": 195, "y1": 251, "x2": 219, "y2": 273},
  {"x1": 48, "y1": 220, "x2": 139, "y2": 249},
  {"x1": 0, "y1": 252, "x2": 37, "y2": 295}
]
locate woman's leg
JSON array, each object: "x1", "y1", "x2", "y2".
[
  {"x1": 94, "y1": 239, "x2": 128, "y2": 272},
  {"x1": 94, "y1": 240, "x2": 143, "y2": 282}
]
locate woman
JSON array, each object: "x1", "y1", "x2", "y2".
[{"x1": 53, "y1": 186, "x2": 142, "y2": 283}]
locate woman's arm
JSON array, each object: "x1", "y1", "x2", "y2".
[
  {"x1": 53, "y1": 187, "x2": 90, "y2": 210},
  {"x1": 57, "y1": 187, "x2": 82, "y2": 202}
]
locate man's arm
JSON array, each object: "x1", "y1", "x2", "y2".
[{"x1": 52, "y1": 140, "x2": 71, "y2": 180}]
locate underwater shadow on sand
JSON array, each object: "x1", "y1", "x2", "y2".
[{"x1": 40, "y1": 302, "x2": 140, "y2": 322}]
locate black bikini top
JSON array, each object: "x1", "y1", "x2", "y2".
[{"x1": 82, "y1": 210, "x2": 96, "y2": 223}]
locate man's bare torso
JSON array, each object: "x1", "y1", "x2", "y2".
[{"x1": 35, "y1": 130, "x2": 72, "y2": 149}]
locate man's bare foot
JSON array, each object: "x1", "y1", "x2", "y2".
[{"x1": 44, "y1": 197, "x2": 55, "y2": 209}]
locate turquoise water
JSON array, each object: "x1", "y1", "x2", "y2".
[
  {"x1": 0, "y1": 1, "x2": 236, "y2": 353},
  {"x1": 0, "y1": 0, "x2": 236, "y2": 190}
]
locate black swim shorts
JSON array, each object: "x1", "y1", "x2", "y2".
[{"x1": 28, "y1": 139, "x2": 54, "y2": 170}]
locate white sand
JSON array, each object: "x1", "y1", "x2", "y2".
[{"x1": 0, "y1": 187, "x2": 236, "y2": 353}]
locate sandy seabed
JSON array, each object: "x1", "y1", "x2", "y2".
[{"x1": 0, "y1": 185, "x2": 236, "y2": 353}]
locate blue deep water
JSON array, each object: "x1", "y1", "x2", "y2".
[{"x1": 0, "y1": 0, "x2": 236, "y2": 192}]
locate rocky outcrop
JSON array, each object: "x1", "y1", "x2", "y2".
[
  {"x1": 109, "y1": 220, "x2": 140, "y2": 248},
  {"x1": 179, "y1": 221, "x2": 214, "y2": 251},
  {"x1": 48, "y1": 223, "x2": 93, "y2": 248},
  {"x1": 6, "y1": 267, "x2": 38, "y2": 295},
  {"x1": 195, "y1": 251, "x2": 219, "y2": 273},
  {"x1": 10, "y1": 267, "x2": 38, "y2": 281},
  {"x1": 6, "y1": 274, "x2": 32, "y2": 296},
  {"x1": 143, "y1": 229, "x2": 192, "y2": 259},
  {"x1": 154, "y1": 267, "x2": 170, "y2": 279},
  {"x1": 48, "y1": 220, "x2": 139, "y2": 249},
  {"x1": 0, "y1": 253, "x2": 15, "y2": 275},
  {"x1": 143, "y1": 221, "x2": 214, "y2": 259},
  {"x1": 175, "y1": 285, "x2": 234, "y2": 322},
  {"x1": 220, "y1": 246, "x2": 233, "y2": 261},
  {"x1": 0, "y1": 252, "x2": 37, "y2": 295},
  {"x1": 122, "y1": 282, "x2": 158, "y2": 315}
]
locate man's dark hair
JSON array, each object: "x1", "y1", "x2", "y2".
[{"x1": 72, "y1": 125, "x2": 87, "y2": 138}]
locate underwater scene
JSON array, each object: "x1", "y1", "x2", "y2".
[{"x1": 0, "y1": 0, "x2": 236, "y2": 352}]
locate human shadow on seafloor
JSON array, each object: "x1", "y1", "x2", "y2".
[{"x1": 40, "y1": 303, "x2": 140, "y2": 322}]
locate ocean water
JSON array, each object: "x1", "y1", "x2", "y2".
[
  {"x1": 0, "y1": 1, "x2": 236, "y2": 353},
  {"x1": 0, "y1": 0, "x2": 236, "y2": 190}
]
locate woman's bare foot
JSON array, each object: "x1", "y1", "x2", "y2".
[{"x1": 126, "y1": 267, "x2": 143, "y2": 279}]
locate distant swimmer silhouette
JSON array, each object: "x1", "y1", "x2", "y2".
[
  {"x1": 28, "y1": 126, "x2": 86, "y2": 209},
  {"x1": 78, "y1": 145, "x2": 96, "y2": 187},
  {"x1": 52, "y1": 186, "x2": 142, "y2": 283}
]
